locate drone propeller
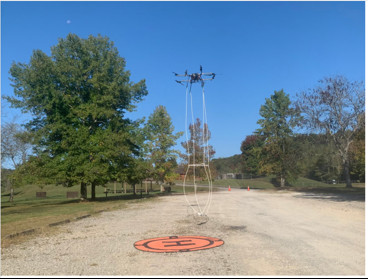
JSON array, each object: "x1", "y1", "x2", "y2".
[
  {"x1": 172, "y1": 71, "x2": 178, "y2": 76},
  {"x1": 175, "y1": 80, "x2": 184, "y2": 86}
]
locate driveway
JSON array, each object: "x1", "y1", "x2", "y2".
[{"x1": 1, "y1": 188, "x2": 365, "y2": 276}]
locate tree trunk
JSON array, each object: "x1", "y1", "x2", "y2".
[
  {"x1": 91, "y1": 182, "x2": 96, "y2": 200},
  {"x1": 80, "y1": 181, "x2": 87, "y2": 201},
  {"x1": 280, "y1": 175, "x2": 285, "y2": 187},
  {"x1": 132, "y1": 184, "x2": 136, "y2": 195},
  {"x1": 9, "y1": 188, "x2": 14, "y2": 202},
  {"x1": 281, "y1": 142, "x2": 286, "y2": 188},
  {"x1": 343, "y1": 159, "x2": 352, "y2": 188}
]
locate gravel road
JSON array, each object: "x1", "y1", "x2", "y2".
[{"x1": 1, "y1": 188, "x2": 365, "y2": 276}]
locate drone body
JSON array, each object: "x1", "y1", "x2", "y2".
[{"x1": 173, "y1": 65, "x2": 216, "y2": 86}]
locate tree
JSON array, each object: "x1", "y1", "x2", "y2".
[
  {"x1": 180, "y1": 118, "x2": 216, "y2": 180},
  {"x1": 1, "y1": 169, "x2": 13, "y2": 193},
  {"x1": 1, "y1": 119, "x2": 32, "y2": 169},
  {"x1": 1, "y1": 119, "x2": 33, "y2": 201},
  {"x1": 144, "y1": 106, "x2": 183, "y2": 186},
  {"x1": 123, "y1": 157, "x2": 150, "y2": 195},
  {"x1": 212, "y1": 154, "x2": 243, "y2": 175},
  {"x1": 295, "y1": 76, "x2": 365, "y2": 187},
  {"x1": 256, "y1": 89, "x2": 302, "y2": 187},
  {"x1": 240, "y1": 135, "x2": 264, "y2": 175},
  {"x1": 291, "y1": 133, "x2": 341, "y2": 182},
  {"x1": 349, "y1": 115, "x2": 365, "y2": 182},
  {"x1": 4, "y1": 33, "x2": 148, "y2": 199}
]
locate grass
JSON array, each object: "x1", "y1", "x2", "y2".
[
  {"x1": 175, "y1": 176, "x2": 278, "y2": 189},
  {"x1": 212, "y1": 176, "x2": 275, "y2": 189},
  {"x1": 175, "y1": 175, "x2": 366, "y2": 194},
  {"x1": 166, "y1": 184, "x2": 217, "y2": 193}
]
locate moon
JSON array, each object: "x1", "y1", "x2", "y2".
[{"x1": 67, "y1": 20, "x2": 71, "y2": 24}]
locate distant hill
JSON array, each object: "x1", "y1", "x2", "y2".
[{"x1": 212, "y1": 154, "x2": 242, "y2": 174}]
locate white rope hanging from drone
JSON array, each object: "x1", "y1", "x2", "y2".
[{"x1": 182, "y1": 78, "x2": 213, "y2": 218}]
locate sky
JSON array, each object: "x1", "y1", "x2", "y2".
[{"x1": 1, "y1": 1, "x2": 365, "y2": 161}]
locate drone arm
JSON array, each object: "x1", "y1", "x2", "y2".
[{"x1": 201, "y1": 72, "x2": 215, "y2": 76}]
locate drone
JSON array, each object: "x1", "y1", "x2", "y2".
[{"x1": 173, "y1": 65, "x2": 216, "y2": 86}]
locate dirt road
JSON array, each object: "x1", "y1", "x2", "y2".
[{"x1": 1, "y1": 188, "x2": 365, "y2": 276}]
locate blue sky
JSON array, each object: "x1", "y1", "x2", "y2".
[{"x1": 1, "y1": 1, "x2": 365, "y2": 160}]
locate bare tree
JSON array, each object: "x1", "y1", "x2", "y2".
[
  {"x1": 1, "y1": 98, "x2": 8, "y2": 119},
  {"x1": 1, "y1": 120, "x2": 32, "y2": 168},
  {"x1": 1, "y1": 119, "x2": 33, "y2": 200},
  {"x1": 295, "y1": 76, "x2": 365, "y2": 187}
]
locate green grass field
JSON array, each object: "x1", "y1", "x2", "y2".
[
  {"x1": 175, "y1": 176, "x2": 331, "y2": 189},
  {"x1": 175, "y1": 175, "x2": 366, "y2": 193}
]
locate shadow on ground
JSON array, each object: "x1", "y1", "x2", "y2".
[
  {"x1": 90, "y1": 193, "x2": 159, "y2": 202},
  {"x1": 0, "y1": 193, "x2": 159, "y2": 211},
  {"x1": 1, "y1": 190, "x2": 23, "y2": 197},
  {"x1": 293, "y1": 192, "x2": 365, "y2": 202},
  {"x1": 272, "y1": 187, "x2": 365, "y2": 203}
]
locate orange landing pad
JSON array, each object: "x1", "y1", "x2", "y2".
[{"x1": 134, "y1": 235, "x2": 224, "y2": 253}]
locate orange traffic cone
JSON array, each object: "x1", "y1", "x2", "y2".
[
  {"x1": 228, "y1": 186, "x2": 231, "y2": 191},
  {"x1": 247, "y1": 186, "x2": 250, "y2": 191}
]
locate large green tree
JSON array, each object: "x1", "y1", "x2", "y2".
[
  {"x1": 256, "y1": 89, "x2": 301, "y2": 187},
  {"x1": 295, "y1": 76, "x2": 365, "y2": 187},
  {"x1": 5, "y1": 33, "x2": 148, "y2": 200},
  {"x1": 144, "y1": 105, "x2": 183, "y2": 186},
  {"x1": 240, "y1": 134, "x2": 264, "y2": 175}
]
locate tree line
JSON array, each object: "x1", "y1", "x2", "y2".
[
  {"x1": 1, "y1": 33, "x2": 364, "y2": 201},
  {"x1": 241, "y1": 79, "x2": 365, "y2": 188}
]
